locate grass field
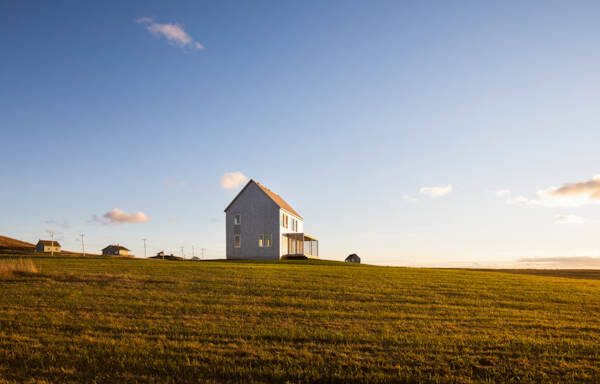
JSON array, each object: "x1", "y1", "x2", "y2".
[{"x1": 1, "y1": 255, "x2": 600, "y2": 383}]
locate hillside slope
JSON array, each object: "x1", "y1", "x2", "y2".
[
  {"x1": 1, "y1": 256, "x2": 599, "y2": 383},
  {"x1": 0, "y1": 235, "x2": 35, "y2": 254},
  {"x1": 0, "y1": 235, "x2": 34, "y2": 248}
]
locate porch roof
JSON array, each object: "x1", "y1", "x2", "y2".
[{"x1": 283, "y1": 232, "x2": 318, "y2": 241}]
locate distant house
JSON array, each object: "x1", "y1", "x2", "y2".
[
  {"x1": 36, "y1": 240, "x2": 61, "y2": 253},
  {"x1": 224, "y1": 179, "x2": 318, "y2": 260},
  {"x1": 150, "y1": 253, "x2": 184, "y2": 261},
  {"x1": 102, "y1": 245, "x2": 130, "y2": 257},
  {"x1": 345, "y1": 254, "x2": 360, "y2": 263}
]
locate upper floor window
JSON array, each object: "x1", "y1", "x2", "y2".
[
  {"x1": 234, "y1": 215, "x2": 241, "y2": 225},
  {"x1": 282, "y1": 213, "x2": 288, "y2": 228}
]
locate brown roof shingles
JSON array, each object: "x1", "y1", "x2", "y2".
[
  {"x1": 37, "y1": 240, "x2": 61, "y2": 247},
  {"x1": 224, "y1": 179, "x2": 303, "y2": 219},
  {"x1": 253, "y1": 181, "x2": 302, "y2": 219},
  {"x1": 102, "y1": 245, "x2": 130, "y2": 251}
]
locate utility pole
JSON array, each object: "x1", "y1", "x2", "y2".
[
  {"x1": 180, "y1": 246, "x2": 184, "y2": 259},
  {"x1": 80, "y1": 233, "x2": 85, "y2": 257},
  {"x1": 192, "y1": 245, "x2": 195, "y2": 258},
  {"x1": 50, "y1": 231, "x2": 54, "y2": 257},
  {"x1": 201, "y1": 248, "x2": 205, "y2": 260},
  {"x1": 142, "y1": 238, "x2": 147, "y2": 258}
]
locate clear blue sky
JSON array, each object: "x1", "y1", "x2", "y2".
[{"x1": 2, "y1": 1, "x2": 600, "y2": 267}]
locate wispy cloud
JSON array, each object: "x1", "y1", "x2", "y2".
[
  {"x1": 44, "y1": 229, "x2": 63, "y2": 241},
  {"x1": 221, "y1": 172, "x2": 248, "y2": 190},
  {"x1": 554, "y1": 175, "x2": 600, "y2": 199},
  {"x1": 495, "y1": 189, "x2": 511, "y2": 197},
  {"x1": 91, "y1": 209, "x2": 149, "y2": 225},
  {"x1": 402, "y1": 194, "x2": 418, "y2": 203},
  {"x1": 44, "y1": 219, "x2": 69, "y2": 229},
  {"x1": 517, "y1": 256, "x2": 600, "y2": 268},
  {"x1": 552, "y1": 214, "x2": 586, "y2": 224},
  {"x1": 419, "y1": 184, "x2": 453, "y2": 198},
  {"x1": 136, "y1": 17, "x2": 204, "y2": 50},
  {"x1": 503, "y1": 175, "x2": 600, "y2": 207}
]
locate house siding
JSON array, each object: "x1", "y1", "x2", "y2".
[
  {"x1": 225, "y1": 182, "x2": 281, "y2": 260},
  {"x1": 279, "y1": 209, "x2": 304, "y2": 257},
  {"x1": 36, "y1": 243, "x2": 60, "y2": 253}
]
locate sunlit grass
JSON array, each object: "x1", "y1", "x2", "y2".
[
  {"x1": 0, "y1": 255, "x2": 599, "y2": 382},
  {"x1": 0, "y1": 257, "x2": 39, "y2": 278}
]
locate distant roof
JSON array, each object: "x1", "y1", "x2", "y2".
[
  {"x1": 224, "y1": 179, "x2": 302, "y2": 219},
  {"x1": 37, "y1": 240, "x2": 61, "y2": 247},
  {"x1": 102, "y1": 245, "x2": 130, "y2": 251}
]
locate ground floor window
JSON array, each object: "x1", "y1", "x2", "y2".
[
  {"x1": 258, "y1": 233, "x2": 271, "y2": 247},
  {"x1": 234, "y1": 234, "x2": 241, "y2": 248}
]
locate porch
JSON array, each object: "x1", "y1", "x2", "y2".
[{"x1": 282, "y1": 233, "x2": 319, "y2": 259}]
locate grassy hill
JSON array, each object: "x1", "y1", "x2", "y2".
[
  {"x1": 0, "y1": 235, "x2": 35, "y2": 253},
  {"x1": 1, "y1": 255, "x2": 599, "y2": 383}
]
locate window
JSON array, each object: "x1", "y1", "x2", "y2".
[
  {"x1": 234, "y1": 215, "x2": 241, "y2": 225},
  {"x1": 282, "y1": 213, "x2": 288, "y2": 228},
  {"x1": 258, "y1": 234, "x2": 271, "y2": 247},
  {"x1": 234, "y1": 234, "x2": 241, "y2": 248}
]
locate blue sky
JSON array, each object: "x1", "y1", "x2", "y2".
[{"x1": 2, "y1": 1, "x2": 600, "y2": 267}]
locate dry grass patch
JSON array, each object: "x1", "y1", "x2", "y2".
[{"x1": 0, "y1": 258, "x2": 39, "y2": 278}]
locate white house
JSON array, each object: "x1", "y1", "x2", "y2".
[{"x1": 224, "y1": 179, "x2": 318, "y2": 260}]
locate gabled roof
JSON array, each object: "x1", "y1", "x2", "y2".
[
  {"x1": 102, "y1": 245, "x2": 130, "y2": 251},
  {"x1": 224, "y1": 179, "x2": 303, "y2": 219},
  {"x1": 37, "y1": 240, "x2": 61, "y2": 247}
]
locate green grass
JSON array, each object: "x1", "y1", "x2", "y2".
[{"x1": 1, "y1": 255, "x2": 600, "y2": 383}]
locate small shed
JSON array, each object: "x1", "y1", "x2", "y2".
[
  {"x1": 345, "y1": 253, "x2": 361, "y2": 263},
  {"x1": 36, "y1": 240, "x2": 61, "y2": 253}
]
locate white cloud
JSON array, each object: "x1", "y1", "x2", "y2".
[
  {"x1": 503, "y1": 175, "x2": 600, "y2": 207},
  {"x1": 552, "y1": 215, "x2": 585, "y2": 224},
  {"x1": 495, "y1": 189, "x2": 511, "y2": 197},
  {"x1": 505, "y1": 195, "x2": 529, "y2": 206},
  {"x1": 402, "y1": 194, "x2": 418, "y2": 203},
  {"x1": 419, "y1": 184, "x2": 453, "y2": 198},
  {"x1": 136, "y1": 17, "x2": 204, "y2": 50},
  {"x1": 91, "y1": 209, "x2": 149, "y2": 225},
  {"x1": 221, "y1": 172, "x2": 248, "y2": 190}
]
